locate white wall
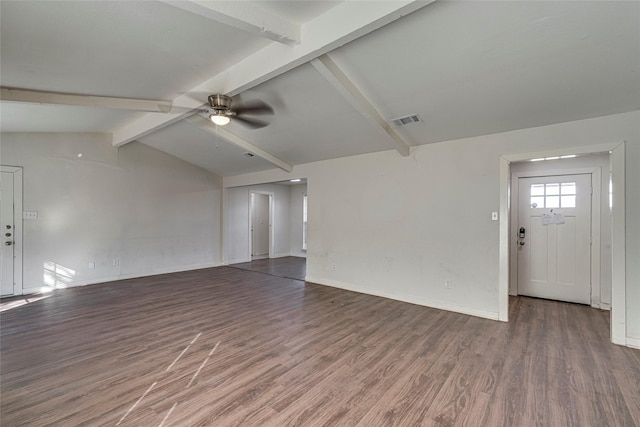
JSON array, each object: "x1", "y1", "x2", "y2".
[
  {"x1": 511, "y1": 153, "x2": 612, "y2": 307},
  {"x1": 1, "y1": 133, "x2": 222, "y2": 293},
  {"x1": 223, "y1": 111, "x2": 640, "y2": 343},
  {"x1": 289, "y1": 184, "x2": 307, "y2": 258},
  {"x1": 225, "y1": 183, "x2": 292, "y2": 264}
]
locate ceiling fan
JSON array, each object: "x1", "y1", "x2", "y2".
[
  {"x1": 203, "y1": 94, "x2": 273, "y2": 129},
  {"x1": 0, "y1": 87, "x2": 275, "y2": 129}
]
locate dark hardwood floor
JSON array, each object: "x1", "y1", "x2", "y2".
[
  {"x1": 1, "y1": 259, "x2": 639, "y2": 426},
  {"x1": 230, "y1": 256, "x2": 306, "y2": 281}
]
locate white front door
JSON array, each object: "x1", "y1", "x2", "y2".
[
  {"x1": 517, "y1": 174, "x2": 591, "y2": 304},
  {"x1": 251, "y1": 193, "x2": 270, "y2": 258},
  {"x1": 1, "y1": 171, "x2": 16, "y2": 296}
]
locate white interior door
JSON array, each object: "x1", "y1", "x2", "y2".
[
  {"x1": 517, "y1": 174, "x2": 591, "y2": 304},
  {"x1": 1, "y1": 171, "x2": 16, "y2": 296},
  {"x1": 251, "y1": 193, "x2": 270, "y2": 258}
]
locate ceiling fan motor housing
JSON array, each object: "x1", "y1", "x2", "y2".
[{"x1": 208, "y1": 94, "x2": 232, "y2": 111}]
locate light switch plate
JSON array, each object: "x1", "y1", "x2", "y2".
[
  {"x1": 23, "y1": 211, "x2": 38, "y2": 220},
  {"x1": 491, "y1": 211, "x2": 499, "y2": 221}
]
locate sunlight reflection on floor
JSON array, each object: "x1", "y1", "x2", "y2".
[{"x1": 0, "y1": 294, "x2": 50, "y2": 312}]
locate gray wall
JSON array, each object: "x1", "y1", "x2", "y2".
[
  {"x1": 289, "y1": 184, "x2": 307, "y2": 258},
  {"x1": 223, "y1": 111, "x2": 640, "y2": 345},
  {"x1": 1, "y1": 133, "x2": 222, "y2": 292}
]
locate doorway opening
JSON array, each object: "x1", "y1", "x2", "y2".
[
  {"x1": 250, "y1": 192, "x2": 273, "y2": 260},
  {"x1": 510, "y1": 155, "x2": 609, "y2": 307},
  {"x1": 0, "y1": 166, "x2": 23, "y2": 297},
  {"x1": 224, "y1": 179, "x2": 308, "y2": 280},
  {"x1": 499, "y1": 142, "x2": 626, "y2": 345}
]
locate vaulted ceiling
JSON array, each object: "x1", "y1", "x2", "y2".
[{"x1": 2, "y1": 1, "x2": 638, "y2": 177}]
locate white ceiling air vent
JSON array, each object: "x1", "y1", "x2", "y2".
[
  {"x1": 243, "y1": 152, "x2": 255, "y2": 158},
  {"x1": 391, "y1": 114, "x2": 422, "y2": 127}
]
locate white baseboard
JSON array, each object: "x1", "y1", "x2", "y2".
[
  {"x1": 21, "y1": 262, "x2": 222, "y2": 295},
  {"x1": 225, "y1": 258, "x2": 251, "y2": 265},
  {"x1": 225, "y1": 254, "x2": 306, "y2": 265},
  {"x1": 271, "y1": 253, "x2": 291, "y2": 259},
  {"x1": 592, "y1": 302, "x2": 611, "y2": 310},
  {"x1": 304, "y1": 276, "x2": 499, "y2": 321},
  {"x1": 626, "y1": 337, "x2": 640, "y2": 349}
]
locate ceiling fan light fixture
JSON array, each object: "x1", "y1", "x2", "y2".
[{"x1": 210, "y1": 113, "x2": 230, "y2": 126}]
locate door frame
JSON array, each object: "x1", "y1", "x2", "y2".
[
  {"x1": 499, "y1": 142, "x2": 626, "y2": 345},
  {"x1": 1, "y1": 165, "x2": 23, "y2": 296},
  {"x1": 248, "y1": 191, "x2": 274, "y2": 259},
  {"x1": 510, "y1": 168, "x2": 602, "y2": 307}
]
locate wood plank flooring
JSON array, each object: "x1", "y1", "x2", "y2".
[
  {"x1": 230, "y1": 256, "x2": 306, "y2": 281},
  {"x1": 1, "y1": 259, "x2": 639, "y2": 426}
]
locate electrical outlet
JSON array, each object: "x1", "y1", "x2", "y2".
[
  {"x1": 88, "y1": 262, "x2": 95, "y2": 269},
  {"x1": 445, "y1": 280, "x2": 451, "y2": 289},
  {"x1": 331, "y1": 264, "x2": 337, "y2": 271},
  {"x1": 113, "y1": 259, "x2": 120, "y2": 267}
]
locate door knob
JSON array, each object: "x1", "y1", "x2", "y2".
[
  {"x1": 519, "y1": 241, "x2": 525, "y2": 246},
  {"x1": 5, "y1": 241, "x2": 12, "y2": 246},
  {"x1": 5, "y1": 233, "x2": 11, "y2": 237}
]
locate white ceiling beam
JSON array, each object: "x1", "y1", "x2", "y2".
[
  {"x1": 112, "y1": 1, "x2": 433, "y2": 147},
  {"x1": 0, "y1": 87, "x2": 172, "y2": 113},
  {"x1": 186, "y1": 115, "x2": 293, "y2": 173},
  {"x1": 160, "y1": 0, "x2": 300, "y2": 46},
  {"x1": 207, "y1": 0, "x2": 434, "y2": 97},
  {"x1": 310, "y1": 54, "x2": 411, "y2": 157},
  {"x1": 112, "y1": 92, "x2": 206, "y2": 146}
]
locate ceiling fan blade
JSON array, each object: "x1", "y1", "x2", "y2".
[
  {"x1": 233, "y1": 115, "x2": 269, "y2": 129},
  {"x1": 234, "y1": 100, "x2": 274, "y2": 116}
]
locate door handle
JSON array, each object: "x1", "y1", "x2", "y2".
[
  {"x1": 5, "y1": 233, "x2": 11, "y2": 237},
  {"x1": 5, "y1": 241, "x2": 12, "y2": 246}
]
